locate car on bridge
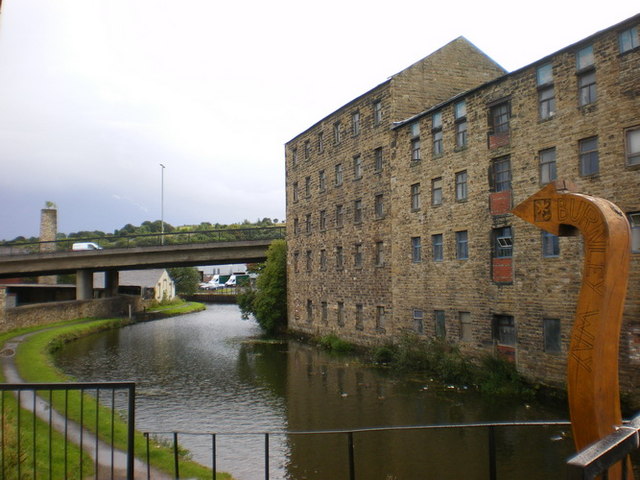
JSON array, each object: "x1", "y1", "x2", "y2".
[{"x1": 72, "y1": 242, "x2": 103, "y2": 251}]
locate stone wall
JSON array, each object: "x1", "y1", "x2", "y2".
[{"x1": 0, "y1": 295, "x2": 144, "y2": 333}]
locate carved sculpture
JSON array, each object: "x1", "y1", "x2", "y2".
[{"x1": 512, "y1": 180, "x2": 631, "y2": 477}]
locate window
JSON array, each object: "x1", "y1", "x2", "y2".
[
  {"x1": 304, "y1": 140, "x2": 311, "y2": 160},
  {"x1": 305, "y1": 250, "x2": 312, "y2": 272},
  {"x1": 459, "y1": 312, "x2": 472, "y2": 342},
  {"x1": 335, "y1": 204, "x2": 344, "y2": 228},
  {"x1": 293, "y1": 251, "x2": 299, "y2": 273},
  {"x1": 411, "y1": 237, "x2": 422, "y2": 263},
  {"x1": 410, "y1": 183, "x2": 421, "y2": 211},
  {"x1": 456, "y1": 230, "x2": 468, "y2": 260},
  {"x1": 306, "y1": 300, "x2": 313, "y2": 323},
  {"x1": 413, "y1": 309, "x2": 424, "y2": 334},
  {"x1": 490, "y1": 156, "x2": 511, "y2": 192},
  {"x1": 493, "y1": 226, "x2": 513, "y2": 258},
  {"x1": 543, "y1": 318, "x2": 561, "y2": 353},
  {"x1": 626, "y1": 127, "x2": 640, "y2": 166},
  {"x1": 455, "y1": 171, "x2": 468, "y2": 201},
  {"x1": 576, "y1": 45, "x2": 594, "y2": 70},
  {"x1": 578, "y1": 70, "x2": 597, "y2": 106},
  {"x1": 292, "y1": 147, "x2": 298, "y2": 166},
  {"x1": 432, "y1": 234, "x2": 443, "y2": 261},
  {"x1": 293, "y1": 217, "x2": 299, "y2": 235},
  {"x1": 629, "y1": 213, "x2": 640, "y2": 253},
  {"x1": 539, "y1": 86, "x2": 556, "y2": 120},
  {"x1": 579, "y1": 136, "x2": 599, "y2": 176},
  {"x1": 305, "y1": 213, "x2": 312, "y2": 234},
  {"x1": 373, "y1": 100, "x2": 383, "y2": 126},
  {"x1": 320, "y1": 249, "x2": 327, "y2": 270},
  {"x1": 335, "y1": 246, "x2": 344, "y2": 269},
  {"x1": 375, "y1": 194, "x2": 384, "y2": 219},
  {"x1": 353, "y1": 155, "x2": 362, "y2": 180},
  {"x1": 337, "y1": 302, "x2": 345, "y2": 326},
  {"x1": 411, "y1": 138, "x2": 421, "y2": 162},
  {"x1": 354, "y1": 243, "x2": 363, "y2": 268},
  {"x1": 493, "y1": 314, "x2": 516, "y2": 346},
  {"x1": 355, "y1": 304, "x2": 364, "y2": 330},
  {"x1": 354, "y1": 199, "x2": 363, "y2": 223},
  {"x1": 434, "y1": 310, "x2": 446, "y2": 339},
  {"x1": 319, "y1": 170, "x2": 326, "y2": 192},
  {"x1": 374, "y1": 147, "x2": 383, "y2": 172},
  {"x1": 431, "y1": 177, "x2": 443, "y2": 205},
  {"x1": 319, "y1": 209, "x2": 327, "y2": 231},
  {"x1": 376, "y1": 306, "x2": 385, "y2": 331},
  {"x1": 432, "y1": 111, "x2": 443, "y2": 156},
  {"x1": 305, "y1": 176, "x2": 311, "y2": 197},
  {"x1": 619, "y1": 26, "x2": 639, "y2": 53},
  {"x1": 352, "y1": 111, "x2": 360, "y2": 136},
  {"x1": 411, "y1": 122, "x2": 420, "y2": 138},
  {"x1": 333, "y1": 121, "x2": 342, "y2": 144},
  {"x1": 292, "y1": 181, "x2": 299, "y2": 202},
  {"x1": 335, "y1": 163, "x2": 343, "y2": 186},
  {"x1": 375, "y1": 241, "x2": 384, "y2": 266},
  {"x1": 490, "y1": 102, "x2": 510, "y2": 134},
  {"x1": 321, "y1": 301, "x2": 328, "y2": 324},
  {"x1": 539, "y1": 148, "x2": 557, "y2": 184},
  {"x1": 542, "y1": 231, "x2": 560, "y2": 257},
  {"x1": 318, "y1": 131, "x2": 324, "y2": 153},
  {"x1": 454, "y1": 101, "x2": 467, "y2": 148},
  {"x1": 536, "y1": 63, "x2": 553, "y2": 85}
]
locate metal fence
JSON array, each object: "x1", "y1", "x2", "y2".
[
  {"x1": 0, "y1": 226, "x2": 286, "y2": 256},
  {"x1": 0, "y1": 382, "x2": 135, "y2": 480}
]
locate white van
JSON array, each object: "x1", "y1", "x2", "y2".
[{"x1": 72, "y1": 242, "x2": 102, "y2": 251}]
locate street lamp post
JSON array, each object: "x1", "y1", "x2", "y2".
[{"x1": 160, "y1": 163, "x2": 165, "y2": 245}]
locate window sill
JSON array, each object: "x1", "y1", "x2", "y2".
[{"x1": 453, "y1": 146, "x2": 467, "y2": 153}]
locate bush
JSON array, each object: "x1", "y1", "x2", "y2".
[{"x1": 318, "y1": 334, "x2": 354, "y2": 353}]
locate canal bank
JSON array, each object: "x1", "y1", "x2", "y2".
[{"x1": 0, "y1": 308, "x2": 231, "y2": 480}]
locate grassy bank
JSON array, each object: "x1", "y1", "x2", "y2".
[{"x1": 1, "y1": 315, "x2": 230, "y2": 479}]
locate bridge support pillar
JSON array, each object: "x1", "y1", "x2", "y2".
[
  {"x1": 76, "y1": 269, "x2": 93, "y2": 300},
  {"x1": 104, "y1": 270, "x2": 119, "y2": 297}
]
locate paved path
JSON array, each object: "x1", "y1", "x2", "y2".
[{"x1": 0, "y1": 330, "x2": 173, "y2": 480}]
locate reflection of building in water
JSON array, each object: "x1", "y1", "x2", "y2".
[
  {"x1": 281, "y1": 342, "x2": 571, "y2": 479},
  {"x1": 285, "y1": 14, "x2": 640, "y2": 400}
]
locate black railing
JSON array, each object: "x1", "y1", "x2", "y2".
[
  {"x1": 0, "y1": 382, "x2": 135, "y2": 480},
  {"x1": 143, "y1": 420, "x2": 575, "y2": 480},
  {"x1": 0, "y1": 226, "x2": 286, "y2": 256},
  {"x1": 567, "y1": 413, "x2": 640, "y2": 479}
]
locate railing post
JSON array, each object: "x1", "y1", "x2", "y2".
[
  {"x1": 488, "y1": 425, "x2": 497, "y2": 480},
  {"x1": 173, "y1": 432, "x2": 180, "y2": 479},
  {"x1": 348, "y1": 431, "x2": 355, "y2": 480},
  {"x1": 127, "y1": 383, "x2": 136, "y2": 480},
  {"x1": 264, "y1": 433, "x2": 270, "y2": 480},
  {"x1": 211, "y1": 434, "x2": 217, "y2": 480}
]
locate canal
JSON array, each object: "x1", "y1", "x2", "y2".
[{"x1": 54, "y1": 304, "x2": 574, "y2": 479}]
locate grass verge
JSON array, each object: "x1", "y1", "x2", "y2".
[{"x1": 1, "y1": 317, "x2": 231, "y2": 479}]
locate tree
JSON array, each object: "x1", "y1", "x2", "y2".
[
  {"x1": 238, "y1": 239, "x2": 287, "y2": 334},
  {"x1": 168, "y1": 267, "x2": 201, "y2": 295}
]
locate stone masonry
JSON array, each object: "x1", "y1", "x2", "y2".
[{"x1": 285, "y1": 15, "x2": 640, "y2": 402}]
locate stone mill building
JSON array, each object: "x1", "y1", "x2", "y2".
[{"x1": 285, "y1": 14, "x2": 640, "y2": 399}]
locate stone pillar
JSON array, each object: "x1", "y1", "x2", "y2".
[
  {"x1": 104, "y1": 270, "x2": 119, "y2": 297},
  {"x1": 76, "y1": 269, "x2": 93, "y2": 300},
  {"x1": 39, "y1": 207, "x2": 58, "y2": 285}
]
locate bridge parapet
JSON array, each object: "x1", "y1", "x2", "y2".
[{"x1": 0, "y1": 226, "x2": 285, "y2": 257}]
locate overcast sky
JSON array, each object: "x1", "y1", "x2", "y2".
[{"x1": 0, "y1": 0, "x2": 636, "y2": 240}]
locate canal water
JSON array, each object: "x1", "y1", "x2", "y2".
[{"x1": 54, "y1": 304, "x2": 574, "y2": 479}]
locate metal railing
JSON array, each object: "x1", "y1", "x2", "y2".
[
  {"x1": 0, "y1": 226, "x2": 286, "y2": 256},
  {"x1": 0, "y1": 382, "x2": 135, "y2": 480},
  {"x1": 567, "y1": 413, "x2": 640, "y2": 479},
  {"x1": 143, "y1": 420, "x2": 575, "y2": 480}
]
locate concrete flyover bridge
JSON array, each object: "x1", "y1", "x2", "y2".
[{"x1": 0, "y1": 226, "x2": 285, "y2": 299}]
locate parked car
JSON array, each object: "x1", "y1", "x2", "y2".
[
  {"x1": 201, "y1": 282, "x2": 225, "y2": 290},
  {"x1": 72, "y1": 242, "x2": 102, "y2": 251}
]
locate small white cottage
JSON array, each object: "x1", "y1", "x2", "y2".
[{"x1": 94, "y1": 269, "x2": 175, "y2": 301}]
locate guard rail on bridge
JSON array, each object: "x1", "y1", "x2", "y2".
[{"x1": 0, "y1": 226, "x2": 286, "y2": 256}]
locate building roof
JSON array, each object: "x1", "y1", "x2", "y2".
[{"x1": 94, "y1": 269, "x2": 169, "y2": 289}]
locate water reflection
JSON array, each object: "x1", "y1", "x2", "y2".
[{"x1": 54, "y1": 305, "x2": 572, "y2": 480}]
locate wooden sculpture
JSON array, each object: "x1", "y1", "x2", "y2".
[{"x1": 512, "y1": 180, "x2": 631, "y2": 477}]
